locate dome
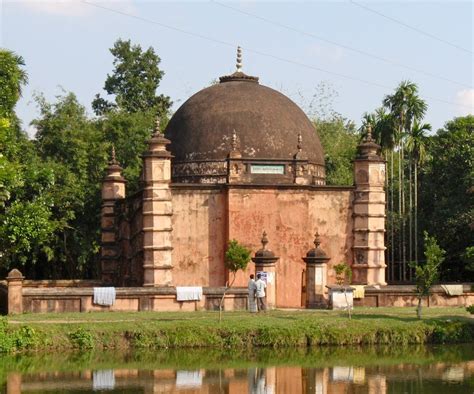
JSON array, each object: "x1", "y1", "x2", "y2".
[{"x1": 164, "y1": 69, "x2": 326, "y2": 184}]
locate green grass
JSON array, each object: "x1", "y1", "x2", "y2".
[
  {"x1": 1, "y1": 307, "x2": 473, "y2": 353},
  {"x1": 8, "y1": 306, "x2": 471, "y2": 323}
]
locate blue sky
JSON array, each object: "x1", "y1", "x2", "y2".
[{"x1": 2, "y1": 1, "x2": 473, "y2": 135}]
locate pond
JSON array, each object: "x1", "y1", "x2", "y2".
[{"x1": 1, "y1": 344, "x2": 473, "y2": 393}]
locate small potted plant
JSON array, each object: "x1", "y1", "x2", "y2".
[{"x1": 327, "y1": 262, "x2": 353, "y2": 318}]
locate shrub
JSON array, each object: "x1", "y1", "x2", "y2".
[
  {"x1": 466, "y1": 305, "x2": 474, "y2": 314},
  {"x1": 68, "y1": 328, "x2": 94, "y2": 349}
]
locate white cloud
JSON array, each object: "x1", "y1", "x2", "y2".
[
  {"x1": 456, "y1": 89, "x2": 474, "y2": 115},
  {"x1": 306, "y1": 43, "x2": 344, "y2": 63},
  {"x1": 17, "y1": 0, "x2": 137, "y2": 17}
]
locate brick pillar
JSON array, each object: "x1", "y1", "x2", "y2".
[
  {"x1": 226, "y1": 130, "x2": 244, "y2": 183},
  {"x1": 303, "y1": 232, "x2": 330, "y2": 308},
  {"x1": 293, "y1": 133, "x2": 312, "y2": 185},
  {"x1": 142, "y1": 119, "x2": 174, "y2": 286},
  {"x1": 251, "y1": 231, "x2": 279, "y2": 309},
  {"x1": 7, "y1": 269, "x2": 24, "y2": 314},
  {"x1": 100, "y1": 147, "x2": 126, "y2": 284},
  {"x1": 352, "y1": 126, "x2": 386, "y2": 285}
]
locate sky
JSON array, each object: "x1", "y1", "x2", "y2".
[{"x1": 1, "y1": 0, "x2": 473, "y2": 136}]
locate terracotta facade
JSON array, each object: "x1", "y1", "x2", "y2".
[{"x1": 95, "y1": 64, "x2": 389, "y2": 309}]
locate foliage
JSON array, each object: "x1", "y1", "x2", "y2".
[
  {"x1": 21, "y1": 92, "x2": 108, "y2": 278},
  {"x1": 225, "y1": 239, "x2": 251, "y2": 274},
  {"x1": 0, "y1": 319, "x2": 39, "y2": 353},
  {"x1": 219, "y1": 240, "x2": 251, "y2": 322},
  {"x1": 2, "y1": 309, "x2": 474, "y2": 354},
  {"x1": 463, "y1": 246, "x2": 474, "y2": 273},
  {"x1": 0, "y1": 52, "x2": 66, "y2": 274},
  {"x1": 92, "y1": 38, "x2": 172, "y2": 192},
  {"x1": 466, "y1": 305, "x2": 474, "y2": 315},
  {"x1": 302, "y1": 81, "x2": 359, "y2": 186},
  {"x1": 68, "y1": 328, "x2": 95, "y2": 349},
  {"x1": 411, "y1": 232, "x2": 445, "y2": 319},
  {"x1": 92, "y1": 39, "x2": 171, "y2": 116},
  {"x1": 95, "y1": 109, "x2": 158, "y2": 192},
  {"x1": 333, "y1": 262, "x2": 352, "y2": 286},
  {"x1": 366, "y1": 80, "x2": 430, "y2": 282},
  {"x1": 419, "y1": 115, "x2": 474, "y2": 281},
  {"x1": 0, "y1": 41, "x2": 172, "y2": 278},
  {"x1": 316, "y1": 116, "x2": 358, "y2": 185},
  {"x1": 383, "y1": 80, "x2": 427, "y2": 135},
  {"x1": 0, "y1": 50, "x2": 29, "y2": 209},
  {"x1": 0, "y1": 49, "x2": 28, "y2": 118}
]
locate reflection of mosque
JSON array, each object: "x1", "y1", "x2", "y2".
[{"x1": 5, "y1": 362, "x2": 474, "y2": 393}]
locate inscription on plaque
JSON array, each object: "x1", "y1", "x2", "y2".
[
  {"x1": 250, "y1": 164, "x2": 285, "y2": 174},
  {"x1": 315, "y1": 267, "x2": 323, "y2": 285}
]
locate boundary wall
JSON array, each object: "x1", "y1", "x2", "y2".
[{"x1": 2, "y1": 272, "x2": 472, "y2": 314}]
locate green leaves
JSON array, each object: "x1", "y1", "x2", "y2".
[
  {"x1": 316, "y1": 116, "x2": 358, "y2": 185},
  {"x1": 0, "y1": 197, "x2": 57, "y2": 267},
  {"x1": 0, "y1": 50, "x2": 28, "y2": 118},
  {"x1": 419, "y1": 115, "x2": 474, "y2": 280},
  {"x1": 225, "y1": 240, "x2": 251, "y2": 274},
  {"x1": 411, "y1": 232, "x2": 445, "y2": 298},
  {"x1": 92, "y1": 39, "x2": 171, "y2": 116},
  {"x1": 333, "y1": 262, "x2": 352, "y2": 286}
]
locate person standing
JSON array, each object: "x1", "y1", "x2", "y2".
[
  {"x1": 247, "y1": 274, "x2": 257, "y2": 313},
  {"x1": 255, "y1": 273, "x2": 267, "y2": 312}
]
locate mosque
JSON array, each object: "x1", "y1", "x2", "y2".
[
  {"x1": 7, "y1": 50, "x2": 470, "y2": 315},
  {"x1": 99, "y1": 48, "x2": 387, "y2": 309}
]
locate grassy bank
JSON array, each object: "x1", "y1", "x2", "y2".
[{"x1": 1, "y1": 307, "x2": 473, "y2": 353}]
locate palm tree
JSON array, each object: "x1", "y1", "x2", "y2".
[
  {"x1": 383, "y1": 81, "x2": 427, "y2": 281},
  {"x1": 406, "y1": 120, "x2": 431, "y2": 266},
  {"x1": 361, "y1": 109, "x2": 397, "y2": 281},
  {"x1": 0, "y1": 49, "x2": 29, "y2": 117}
]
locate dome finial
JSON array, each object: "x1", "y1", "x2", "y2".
[
  {"x1": 365, "y1": 123, "x2": 374, "y2": 143},
  {"x1": 153, "y1": 116, "x2": 161, "y2": 136},
  {"x1": 314, "y1": 231, "x2": 321, "y2": 249},
  {"x1": 231, "y1": 129, "x2": 238, "y2": 151},
  {"x1": 261, "y1": 230, "x2": 268, "y2": 250},
  {"x1": 110, "y1": 144, "x2": 118, "y2": 165},
  {"x1": 236, "y1": 46, "x2": 242, "y2": 72}
]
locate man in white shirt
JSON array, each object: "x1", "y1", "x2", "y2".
[
  {"x1": 248, "y1": 274, "x2": 257, "y2": 313},
  {"x1": 255, "y1": 273, "x2": 267, "y2": 312}
]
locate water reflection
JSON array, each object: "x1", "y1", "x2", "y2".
[{"x1": 2, "y1": 345, "x2": 474, "y2": 393}]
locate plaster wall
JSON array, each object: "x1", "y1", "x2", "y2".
[
  {"x1": 227, "y1": 187, "x2": 354, "y2": 308},
  {"x1": 171, "y1": 188, "x2": 227, "y2": 286}
]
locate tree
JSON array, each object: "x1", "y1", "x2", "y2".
[
  {"x1": 0, "y1": 50, "x2": 56, "y2": 275},
  {"x1": 92, "y1": 39, "x2": 171, "y2": 116},
  {"x1": 0, "y1": 50, "x2": 30, "y2": 208},
  {"x1": 419, "y1": 116, "x2": 474, "y2": 280},
  {"x1": 219, "y1": 239, "x2": 251, "y2": 322},
  {"x1": 0, "y1": 49, "x2": 28, "y2": 118},
  {"x1": 95, "y1": 110, "x2": 159, "y2": 193},
  {"x1": 316, "y1": 116, "x2": 358, "y2": 185},
  {"x1": 382, "y1": 81, "x2": 427, "y2": 281},
  {"x1": 30, "y1": 92, "x2": 109, "y2": 278},
  {"x1": 411, "y1": 232, "x2": 444, "y2": 319},
  {"x1": 462, "y1": 247, "x2": 474, "y2": 274},
  {"x1": 405, "y1": 120, "x2": 431, "y2": 265},
  {"x1": 92, "y1": 39, "x2": 172, "y2": 192}
]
